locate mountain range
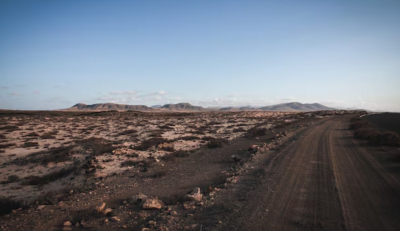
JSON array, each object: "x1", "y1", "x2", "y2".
[{"x1": 66, "y1": 102, "x2": 335, "y2": 112}]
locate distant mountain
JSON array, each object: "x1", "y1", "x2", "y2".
[
  {"x1": 159, "y1": 103, "x2": 205, "y2": 111},
  {"x1": 66, "y1": 102, "x2": 335, "y2": 112},
  {"x1": 220, "y1": 106, "x2": 261, "y2": 111},
  {"x1": 67, "y1": 103, "x2": 153, "y2": 111},
  {"x1": 259, "y1": 102, "x2": 335, "y2": 111},
  {"x1": 151, "y1": 105, "x2": 162, "y2": 108}
]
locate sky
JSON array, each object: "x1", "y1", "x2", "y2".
[{"x1": 0, "y1": 0, "x2": 399, "y2": 111}]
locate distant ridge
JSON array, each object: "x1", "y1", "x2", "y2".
[
  {"x1": 66, "y1": 102, "x2": 206, "y2": 111},
  {"x1": 259, "y1": 102, "x2": 335, "y2": 111},
  {"x1": 159, "y1": 103, "x2": 205, "y2": 111},
  {"x1": 67, "y1": 103, "x2": 153, "y2": 111},
  {"x1": 66, "y1": 102, "x2": 335, "y2": 112}
]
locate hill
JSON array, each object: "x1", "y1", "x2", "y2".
[
  {"x1": 259, "y1": 102, "x2": 335, "y2": 111},
  {"x1": 67, "y1": 103, "x2": 153, "y2": 111},
  {"x1": 159, "y1": 103, "x2": 205, "y2": 111}
]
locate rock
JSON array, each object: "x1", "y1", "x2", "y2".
[
  {"x1": 63, "y1": 221, "x2": 72, "y2": 226},
  {"x1": 103, "y1": 208, "x2": 113, "y2": 216},
  {"x1": 142, "y1": 228, "x2": 150, "y2": 231},
  {"x1": 142, "y1": 198, "x2": 163, "y2": 210},
  {"x1": 62, "y1": 227, "x2": 72, "y2": 231},
  {"x1": 248, "y1": 145, "x2": 259, "y2": 152},
  {"x1": 157, "y1": 142, "x2": 174, "y2": 151},
  {"x1": 231, "y1": 155, "x2": 241, "y2": 162},
  {"x1": 185, "y1": 187, "x2": 203, "y2": 202},
  {"x1": 37, "y1": 205, "x2": 46, "y2": 210},
  {"x1": 132, "y1": 193, "x2": 148, "y2": 203},
  {"x1": 110, "y1": 216, "x2": 120, "y2": 222},
  {"x1": 96, "y1": 202, "x2": 106, "y2": 213}
]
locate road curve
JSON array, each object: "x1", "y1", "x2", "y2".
[{"x1": 219, "y1": 116, "x2": 400, "y2": 231}]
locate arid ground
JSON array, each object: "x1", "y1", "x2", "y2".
[{"x1": 0, "y1": 110, "x2": 399, "y2": 231}]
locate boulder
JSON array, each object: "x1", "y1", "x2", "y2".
[{"x1": 142, "y1": 198, "x2": 163, "y2": 210}]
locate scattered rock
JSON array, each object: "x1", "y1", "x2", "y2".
[
  {"x1": 37, "y1": 205, "x2": 46, "y2": 210},
  {"x1": 63, "y1": 221, "x2": 72, "y2": 226},
  {"x1": 231, "y1": 155, "x2": 241, "y2": 162},
  {"x1": 185, "y1": 187, "x2": 203, "y2": 202},
  {"x1": 110, "y1": 216, "x2": 120, "y2": 222},
  {"x1": 132, "y1": 193, "x2": 148, "y2": 203},
  {"x1": 96, "y1": 202, "x2": 106, "y2": 213},
  {"x1": 103, "y1": 208, "x2": 113, "y2": 216},
  {"x1": 142, "y1": 198, "x2": 163, "y2": 210}
]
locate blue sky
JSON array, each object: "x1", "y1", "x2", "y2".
[{"x1": 1, "y1": 0, "x2": 399, "y2": 111}]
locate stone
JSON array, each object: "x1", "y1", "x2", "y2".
[
  {"x1": 63, "y1": 221, "x2": 72, "y2": 226},
  {"x1": 142, "y1": 197, "x2": 163, "y2": 210},
  {"x1": 103, "y1": 208, "x2": 113, "y2": 216},
  {"x1": 132, "y1": 193, "x2": 148, "y2": 202},
  {"x1": 231, "y1": 155, "x2": 241, "y2": 162},
  {"x1": 185, "y1": 187, "x2": 203, "y2": 202},
  {"x1": 110, "y1": 216, "x2": 120, "y2": 222},
  {"x1": 37, "y1": 205, "x2": 46, "y2": 210},
  {"x1": 62, "y1": 227, "x2": 72, "y2": 231},
  {"x1": 96, "y1": 202, "x2": 106, "y2": 213}
]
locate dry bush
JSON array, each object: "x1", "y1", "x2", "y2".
[
  {"x1": 246, "y1": 127, "x2": 267, "y2": 138},
  {"x1": 233, "y1": 127, "x2": 246, "y2": 132},
  {"x1": 148, "y1": 170, "x2": 167, "y2": 178},
  {"x1": 0, "y1": 143, "x2": 16, "y2": 149},
  {"x1": 23, "y1": 141, "x2": 39, "y2": 147},
  {"x1": 134, "y1": 137, "x2": 169, "y2": 151},
  {"x1": 0, "y1": 197, "x2": 24, "y2": 216},
  {"x1": 207, "y1": 138, "x2": 228, "y2": 149},
  {"x1": 0, "y1": 175, "x2": 20, "y2": 184},
  {"x1": 79, "y1": 138, "x2": 114, "y2": 156},
  {"x1": 354, "y1": 127, "x2": 378, "y2": 139},
  {"x1": 22, "y1": 166, "x2": 77, "y2": 185},
  {"x1": 40, "y1": 131, "x2": 58, "y2": 139},
  {"x1": 369, "y1": 131, "x2": 400, "y2": 147},
  {"x1": 15, "y1": 145, "x2": 75, "y2": 165},
  {"x1": 0, "y1": 125, "x2": 19, "y2": 132},
  {"x1": 173, "y1": 150, "x2": 190, "y2": 158},
  {"x1": 177, "y1": 136, "x2": 199, "y2": 141},
  {"x1": 117, "y1": 129, "x2": 137, "y2": 136},
  {"x1": 24, "y1": 132, "x2": 39, "y2": 137},
  {"x1": 120, "y1": 160, "x2": 147, "y2": 167}
]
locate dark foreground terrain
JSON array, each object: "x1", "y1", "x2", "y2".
[
  {"x1": 363, "y1": 113, "x2": 400, "y2": 135},
  {"x1": 213, "y1": 116, "x2": 400, "y2": 231},
  {"x1": 1, "y1": 112, "x2": 399, "y2": 231}
]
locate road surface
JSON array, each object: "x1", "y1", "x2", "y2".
[{"x1": 218, "y1": 116, "x2": 400, "y2": 231}]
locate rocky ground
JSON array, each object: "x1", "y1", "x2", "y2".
[{"x1": 0, "y1": 110, "x2": 341, "y2": 230}]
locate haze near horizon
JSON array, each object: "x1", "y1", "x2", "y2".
[{"x1": 1, "y1": 0, "x2": 399, "y2": 111}]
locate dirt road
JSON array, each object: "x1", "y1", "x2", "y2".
[{"x1": 215, "y1": 116, "x2": 400, "y2": 231}]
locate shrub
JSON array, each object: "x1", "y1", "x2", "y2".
[
  {"x1": 117, "y1": 129, "x2": 137, "y2": 136},
  {"x1": 22, "y1": 166, "x2": 77, "y2": 185},
  {"x1": 207, "y1": 138, "x2": 227, "y2": 149},
  {"x1": 354, "y1": 127, "x2": 378, "y2": 139},
  {"x1": 172, "y1": 150, "x2": 190, "y2": 158},
  {"x1": 149, "y1": 171, "x2": 167, "y2": 178},
  {"x1": 0, "y1": 197, "x2": 23, "y2": 216},
  {"x1": 369, "y1": 131, "x2": 400, "y2": 147},
  {"x1": 134, "y1": 138, "x2": 169, "y2": 151},
  {"x1": 79, "y1": 138, "x2": 114, "y2": 156},
  {"x1": 23, "y1": 141, "x2": 39, "y2": 147},
  {"x1": 0, "y1": 175, "x2": 20, "y2": 184},
  {"x1": 246, "y1": 127, "x2": 267, "y2": 138}
]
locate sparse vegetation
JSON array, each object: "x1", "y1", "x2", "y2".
[
  {"x1": 22, "y1": 166, "x2": 77, "y2": 185},
  {"x1": 349, "y1": 116, "x2": 400, "y2": 147}
]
